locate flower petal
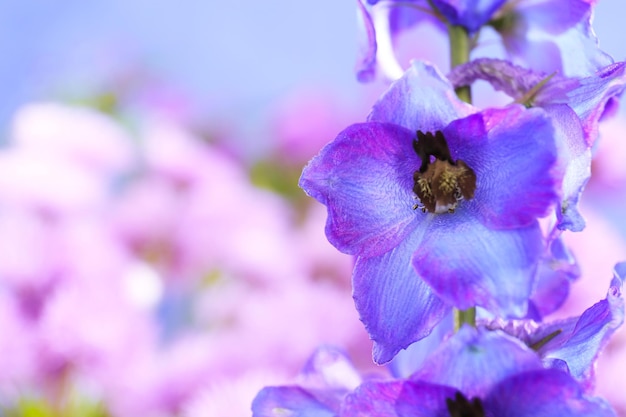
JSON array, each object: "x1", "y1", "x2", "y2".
[
  {"x1": 443, "y1": 105, "x2": 561, "y2": 229},
  {"x1": 527, "y1": 234, "x2": 580, "y2": 320},
  {"x1": 300, "y1": 346, "x2": 362, "y2": 391},
  {"x1": 484, "y1": 369, "x2": 617, "y2": 417},
  {"x1": 368, "y1": 61, "x2": 475, "y2": 132},
  {"x1": 431, "y1": 0, "x2": 506, "y2": 33},
  {"x1": 543, "y1": 104, "x2": 591, "y2": 232},
  {"x1": 340, "y1": 380, "x2": 404, "y2": 417},
  {"x1": 356, "y1": 0, "x2": 378, "y2": 82},
  {"x1": 395, "y1": 381, "x2": 459, "y2": 417},
  {"x1": 251, "y1": 386, "x2": 336, "y2": 417},
  {"x1": 353, "y1": 229, "x2": 449, "y2": 364},
  {"x1": 499, "y1": 0, "x2": 613, "y2": 77},
  {"x1": 412, "y1": 211, "x2": 544, "y2": 317},
  {"x1": 388, "y1": 313, "x2": 454, "y2": 378},
  {"x1": 530, "y1": 262, "x2": 625, "y2": 388},
  {"x1": 299, "y1": 122, "x2": 421, "y2": 258},
  {"x1": 538, "y1": 62, "x2": 626, "y2": 146},
  {"x1": 411, "y1": 326, "x2": 543, "y2": 399}
]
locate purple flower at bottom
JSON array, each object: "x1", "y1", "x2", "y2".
[
  {"x1": 300, "y1": 61, "x2": 564, "y2": 363},
  {"x1": 252, "y1": 327, "x2": 617, "y2": 417},
  {"x1": 391, "y1": 262, "x2": 625, "y2": 393},
  {"x1": 342, "y1": 327, "x2": 616, "y2": 417}
]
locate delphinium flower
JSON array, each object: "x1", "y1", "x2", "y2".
[
  {"x1": 390, "y1": 263, "x2": 625, "y2": 391},
  {"x1": 300, "y1": 60, "x2": 568, "y2": 363},
  {"x1": 357, "y1": 0, "x2": 612, "y2": 81},
  {"x1": 252, "y1": 323, "x2": 620, "y2": 416},
  {"x1": 342, "y1": 326, "x2": 616, "y2": 417}
]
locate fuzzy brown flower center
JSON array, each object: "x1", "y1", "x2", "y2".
[{"x1": 412, "y1": 130, "x2": 477, "y2": 214}]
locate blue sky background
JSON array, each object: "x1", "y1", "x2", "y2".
[{"x1": 0, "y1": 0, "x2": 624, "y2": 141}]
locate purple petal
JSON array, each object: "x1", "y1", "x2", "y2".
[
  {"x1": 300, "y1": 346, "x2": 362, "y2": 391},
  {"x1": 484, "y1": 369, "x2": 617, "y2": 417},
  {"x1": 299, "y1": 122, "x2": 421, "y2": 258},
  {"x1": 356, "y1": 0, "x2": 378, "y2": 82},
  {"x1": 412, "y1": 212, "x2": 544, "y2": 317},
  {"x1": 527, "y1": 235, "x2": 580, "y2": 320},
  {"x1": 515, "y1": 0, "x2": 590, "y2": 35},
  {"x1": 368, "y1": 61, "x2": 475, "y2": 132},
  {"x1": 388, "y1": 313, "x2": 454, "y2": 378},
  {"x1": 499, "y1": 0, "x2": 613, "y2": 76},
  {"x1": 531, "y1": 263, "x2": 625, "y2": 389},
  {"x1": 411, "y1": 326, "x2": 543, "y2": 398},
  {"x1": 340, "y1": 380, "x2": 404, "y2": 417},
  {"x1": 430, "y1": 0, "x2": 506, "y2": 33},
  {"x1": 443, "y1": 106, "x2": 561, "y2": 229},
  {"x1": 353, "y1": 229, "x2": 449, "y2": 364},
  {"x1": 356, "y1": 1, "x2": 434, "y2": 82},
  {"x1": 395, "y1": 381, "x2": 459, "y2": 417},
  {"x1": 251, "y1": 386, "x2": 337, "y2": 417},
  {"x1": 542, "y1": 104, "x2": 590, "y2": 232},
  {"x1": 538, "y1": 62, "x2": 626, "y2": 146}
]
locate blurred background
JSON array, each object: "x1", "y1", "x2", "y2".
[{"x1": 0, "y1": 1, "x2": 625, "y2": 416}]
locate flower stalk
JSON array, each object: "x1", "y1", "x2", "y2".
[
  {"x1": 449, "y1": 23, "x2": 475, "y2": 328},
  {"x1": 454, "y1": 307, "x2": 476, "y2": 330},
  {"x1": 448, "y1": 24, "x2": 472, "y2": 103}
]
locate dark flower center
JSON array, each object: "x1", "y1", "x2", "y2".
[
  {"x1": 446, "y1": 391, "x2": 486, "y2": 417},
  {"x1": 412, "y1": 130, "x2": 476, "y2": 214}
]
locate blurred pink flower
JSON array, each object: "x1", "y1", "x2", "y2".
[
  {"x1": 0, "y1": 101, "x2": 375, "y2": 417},
  {"x1": 269, "y1": 87, "x2": 359, "y2": 165},
  {"x1": 183, "y1": 370, "x2": 289, "y2": 417},
  {"x1": 11, "y1": 102, "x2": 135, "y2": 177}
]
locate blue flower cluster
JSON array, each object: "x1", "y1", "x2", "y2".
[{"x1": 253, "y1": 1, "x2": 626, "y2": 416}]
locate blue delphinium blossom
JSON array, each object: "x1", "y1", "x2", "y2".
[
  {"x1": 490, "y1": 0, "x2": 613, "y2": 76},
  {"x1": 300, "y1": 61, "x2": 566, "y2": 363},
  {"x1": 391, "y1": 262, "x2": 625, "y2": 392},
  {"x1": 356, "y1": 0, "x2": 612, "y2": 81},
  {"x1": 342, "y1": 326, "x2": 617, "y2": 417},
  {"x1": 527, "y1": 262, "x2": 625, "y2": 388},
  {"x1": 448, "y1": 59, "x2": 626, "y2": 231},
  {"x1": 251, "y1": 262, "x2": 624, "y2": 416}
]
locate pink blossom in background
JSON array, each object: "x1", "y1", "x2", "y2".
[
  {"x1": 11, "y1": 102, "x2": 135, "y2": 177},
  {"x1": 269, "y1": 88, "x2": 361, "y2": 165},
  {"x1": 0, "y1": 100, "x2": 376, "y2": 415}
]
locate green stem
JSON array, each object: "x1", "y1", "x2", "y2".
[
  {"x1": 454, "y1": 307, "x2": 476, "y2": 330},
  {"x1": 449, "y1": 23, "x2": 475, "y2": 329},
  {"x1": 448, "y1": 24, "x2": 472, "y2": 103}
]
